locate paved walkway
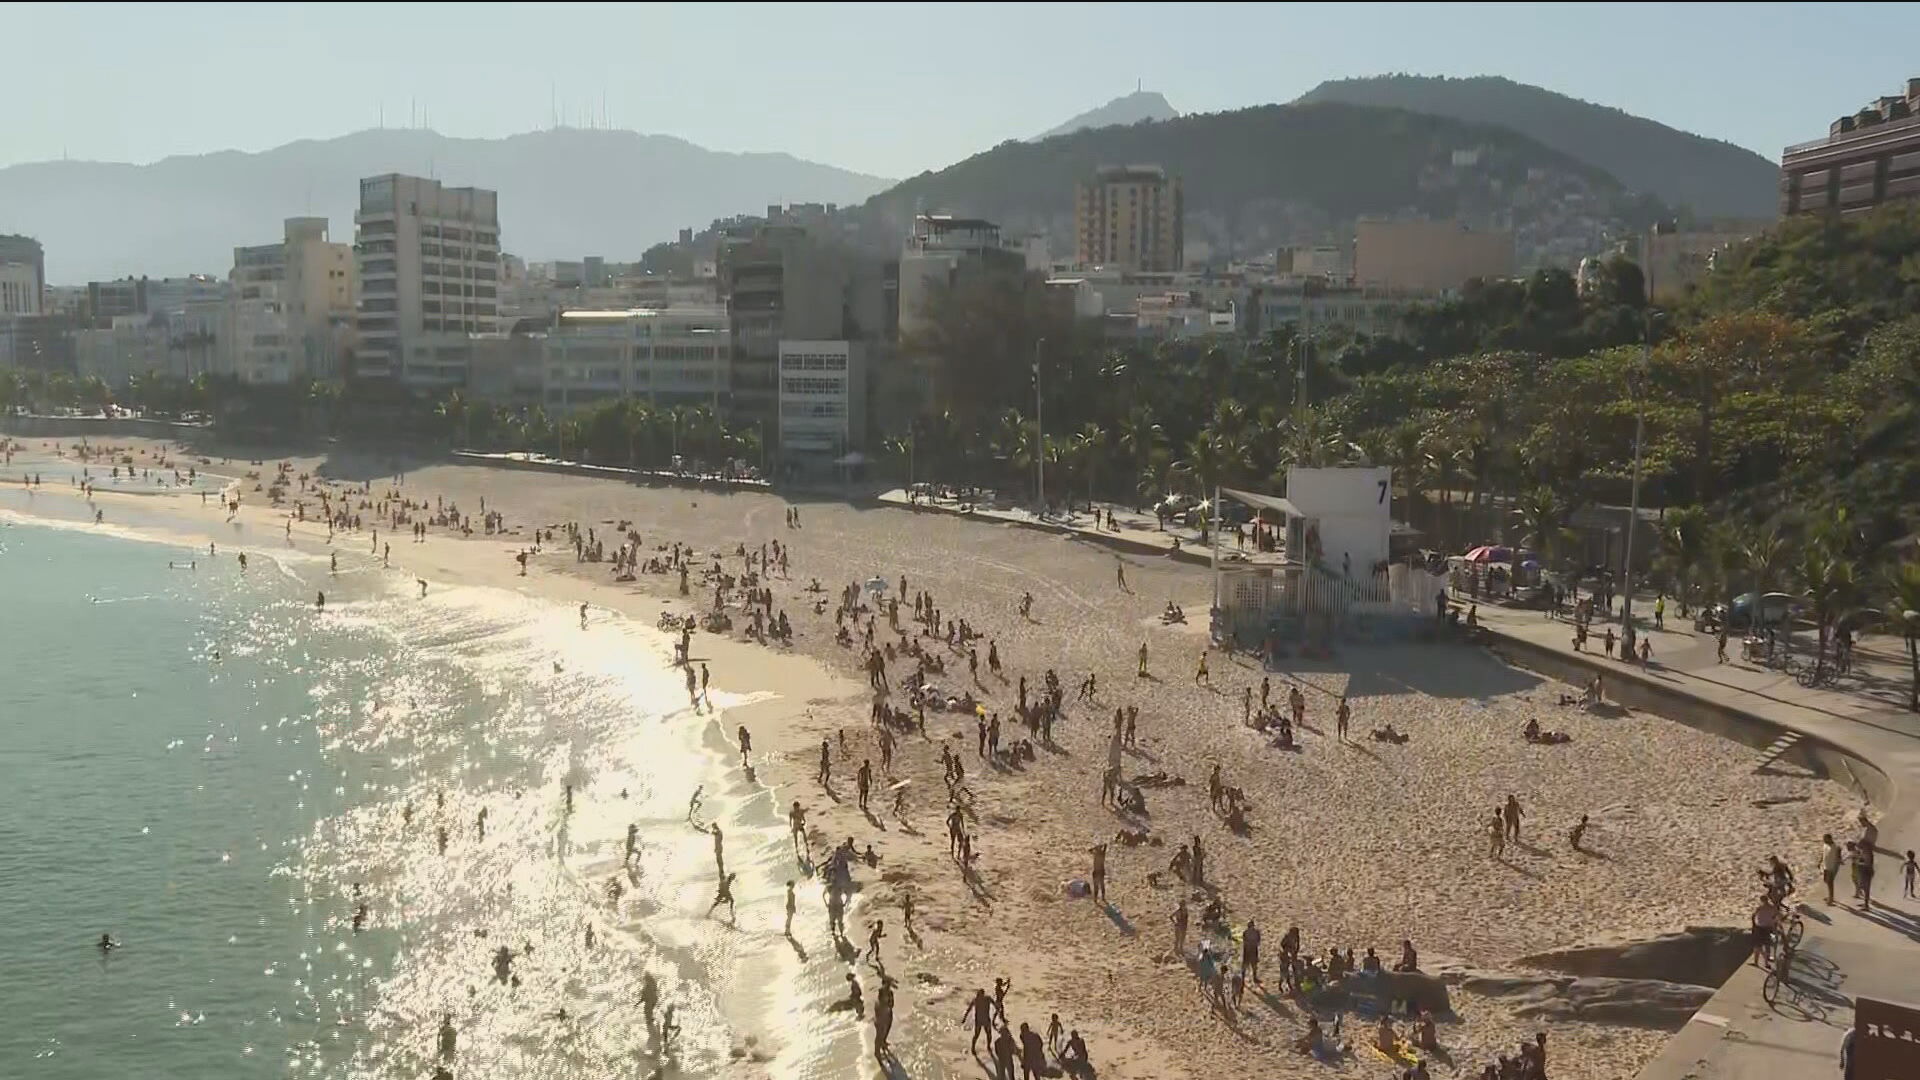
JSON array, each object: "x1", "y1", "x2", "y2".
[{"x1": 880, "y1": 490, "x2": 1920, "y2": 1077}]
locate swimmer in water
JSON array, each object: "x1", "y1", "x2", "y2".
[
  {"x1": 238, "y1": 553, "x2": 247, "y2": 571},
  {"x1": 98, "y1": 932, "x2": 116, "y2": 952},
  {"x1": 315, "y1": 591, "x2": 326, "y2": 610}
]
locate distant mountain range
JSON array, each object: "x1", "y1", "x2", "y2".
[
  {"x1": 0, "y1": 128, "x2": 892, "y2": 282},
  {"x1": 1033, "y1": 91, "x2": 1179, "y2": 141},
  {"x1": 1294, "y1": 75, "x2": 1779, "y2": 220},
  {"x1": 854, "y1": 99, "x2": 1666, "y2": 262}
]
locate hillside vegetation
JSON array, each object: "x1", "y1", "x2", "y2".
[{"x1": 1297, "y1": 75, "x2": 1780, "y2": 220}]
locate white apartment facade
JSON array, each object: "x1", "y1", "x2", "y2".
[
  {"x1": 0, "y1": 262, "x2": 37, "y2": 315},
  {"x1": 542, "y1": 307, "x2": 732, "y2": 412},
  {"x1": 355, "y1": 174, "x2": 500, "y2": 385},
  {"x1": 777, "y1": 339, "x2": 865, "y2": 462}
]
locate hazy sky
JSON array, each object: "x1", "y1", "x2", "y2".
[{"x1": 9, "y1": 2, "x2": 1919, "y2": 177}]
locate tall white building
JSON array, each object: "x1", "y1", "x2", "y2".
[
  {"x1": 777, "y1": 339, "x2": 865, "y2": 467},
  {"x1": 354, "y1": 174, "x2": 500, "y2": 385}
]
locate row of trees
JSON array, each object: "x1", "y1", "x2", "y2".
[{"x1": 895, "y1": 203, "x2": 1920, "y2": 702}]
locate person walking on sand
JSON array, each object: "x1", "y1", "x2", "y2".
[
  {"x1": 873, "y1": 974, "x2": 895, "y2": 1057},
  {"x1": 1504, "y1": 794, "x2": 1525, "y2": 842},
  {"x1": 707, "y1": 871, "x2": 738, "y2": 921},
  {"x1": 736, "y1": 725, "x2": 751, "y2": 764},
  {"x1": 1171, "y1": 898, "x2": 1189, "y2": 960},
  {"x1": 818, "y1": 739, "x2": 832, "y2": 789},
  {"x1": 1903, "y1": 850, "x2": 1917, "y2": 898},
  {"x1": 1194, "y1": 649, "x2": 1210, "y2": 687},
  {"x1": 858, "y1": 759, "x2": 873, "y2": 811},
  {"x1": 866, "y1": 918, "x2": 886, "y2": 963},
  {"x1": 789, "y1": 800, "x2": 809, "y2": 858},
  {"x1": 1489, "y1": 809, "x2": 1506, "y2": 857},
  {"x1": 965, "y1": 988, "x2": 995, "y2": 1054},
  {"x1": 1569, "y1": 814, "x2": 1590, "y2": 852},
  {"x1": 1242, "y1": 918, "x2": 1263, "y2": 984},
  {"x1": 1116, "y1": 559, "x2": 1128, "y2": 592},
  {"x1": 1089, "y1": 842, "x2": 1108, "y2": 903},
  {"x1": 1336, "y1": 696, "x2": 1351, "y2": 741},
  {"x1": 1138, "y1": 641, "x2": 1149, "y2": 679},
  {"x1": 700, "y1": 663, "x2": 710, "y2": 701},
  {"x1": 784, "y1": 879, "x2": 797, "y2": 936}
]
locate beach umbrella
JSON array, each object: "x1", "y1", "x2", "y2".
[
  {"x1": 1464, "y1": 546, "x2": 1496, "y2": 563},
  {"x1": 864, "y1": 576, "x2": 887, "y2": 597}
]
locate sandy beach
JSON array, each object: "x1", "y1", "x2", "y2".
[{"x1": 2, "y1": 435, "x2": 1861, "y2": 1080}]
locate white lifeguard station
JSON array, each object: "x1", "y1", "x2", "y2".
[{"x1": 1212, "y1": 465, "x2": 1440, "y2": 653}]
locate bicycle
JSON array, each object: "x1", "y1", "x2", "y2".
[{"x1": 1762, "y1": 934, "x2": 1796, "y2": 1005}]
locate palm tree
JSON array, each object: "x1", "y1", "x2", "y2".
[
  {"x1": 1797, "y1": 540, "x2": 1857, "y2": 679},
  {"x1": 1116, "y1": 405, "x2": 1164, "y2": 497},
  {"x1": 1885, "y1": 552, "x2": 1920, "y2": 711},
  {"x1": 1072, "y1": 422, "x2": 1108, "y2": 509},
  {"x1": 1741, "y1": 524, "x2": 1787, "y2": 600},
  {"x1": 1511, "y1": 487, "x2": 1575, "y2": 567},
  {"x1": 1658, "y1": 506, "x2": 1711, "y2": 612},
  {"x1": 991, "y1": 407, "x2": 1032, "y2": 495}
]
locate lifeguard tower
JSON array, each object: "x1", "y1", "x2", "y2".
[{"x1": 1211, "y1": 466, "x2": 1442, "y2": 654}]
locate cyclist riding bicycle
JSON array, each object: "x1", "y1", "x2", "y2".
[{"x1": 1763, "y1": 856, "x2": 1795, "y2": 903}]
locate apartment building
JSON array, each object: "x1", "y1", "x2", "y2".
[
  {"x1": 1354, "y1": 219, "x2": 1514, "y2": 293},
  {"x1": 541, "y1": 306, "x2": 732, "y2": 413},
  {"x1": 86, "y1": 278, "x2": 148, "y2": 320},
  {"x1": 717, "y1": 225, "x2": 881, "y2": 439},
  {"x1": 1073, "y1": 165, "x2": 1184, "y2": 271},
  {"x1": 354, "y1": 174, "x2": 500, "y2": 385},
  {"x1": 1782, "y1": 77, "x2": 1920, "y2": 216},
  {"x1": 897, "y1": 213, "x2": 1024, "y2": 339},
  {"x1": 0, "y1": 262, "x2": 37, "y2": 316},
  {"x1": 777, "y1": 339, "x2": 866, "y2": 470},
  {"x1": 0, "y1": 235, "x2": 44, "y2": 315}
]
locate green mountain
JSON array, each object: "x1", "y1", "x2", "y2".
[
  {"x1": 1295, "y1": 75, "x2": 1779, "y2": 221},
  {"x1": 857, "y1": 100, "x2": 1664, "y2": 260}
]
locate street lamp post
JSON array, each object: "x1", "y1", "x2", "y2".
[
  {"x1": 1033, "y1": 336, "x2": 1045, "y2": 513},
  {"x1": 1620, "y1": 244, "x2": 1655, "y2": 653}
]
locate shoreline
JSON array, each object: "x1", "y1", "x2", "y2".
[
  {"x1": 1, "y1": 435, "x2": 1861, "y2": 1080},
  {"x1": 0, "y1": 463, "x2": 884, "y2": 1079}
]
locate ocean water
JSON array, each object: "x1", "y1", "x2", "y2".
[{"x1": 0, "y1": 510, "x2": 867, "y2": 1079}]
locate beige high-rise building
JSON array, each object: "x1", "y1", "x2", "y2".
[
  {"x1": 1354, "y1": 219, "x2": 1514, "y2": 293},
  {"x1": 355, "y1": 173, "x2": 500, "y2": 385},
  {"x1": 1074, "y1": 165, "x2": 1183, "y2": 271}
]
